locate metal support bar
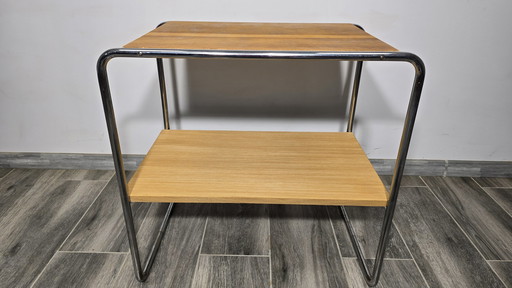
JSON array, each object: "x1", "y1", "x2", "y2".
[
  {"x1": 346, "y1": 61, "x2": 363, "y2": 132},
  {"x1": 169, "y1": 59, "x2": 182, "y2": 130},
  {"x1": 340, "y1": 58, "x2": 425, "y2": 286},
  {"x1": 157, "y1": 58, "x2": 170, "y2": 129}
]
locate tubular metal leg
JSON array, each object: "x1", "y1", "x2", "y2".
[
  {"x1": 157, "y1": 58, "x2": 170, "y2": 130},
  {"x1": 98, "y1": 53, "x2": 175, "y2": 283},
  {"x1": 340, "y1": 60, "x2": 425, "y2": 286},
  {"x1": 346, "y1": 61, "x2": 363, "y2": 132},
  {"x1": 169, "y1": 59, "x2": 182, "y2": 130}
]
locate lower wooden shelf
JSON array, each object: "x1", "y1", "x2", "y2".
[{"x1": 128, "y1": 130, "x2": 389, "y2": 206}]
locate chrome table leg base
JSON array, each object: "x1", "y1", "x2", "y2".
[
  {"x1": 339, "y1": 203, "x2": 397, "y2": 287},
  {"x1": 125, "y1": 202, "x2": 175, "y2": 282}
]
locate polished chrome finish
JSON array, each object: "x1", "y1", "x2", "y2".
[
  {"x1": 157, "y1": 58, "x2": 170, "y2": 129},
  {"x1": 98, "y1": 48, "x2": 424, "y2": 63},
  {"x1": 170, "y1": 59, "x2": 182, "y2": 130},
  {"x1": 346, "y1": 61, "x2": 363, "y2": 132},
  {"x1": 142, "y1": 203, "x2": 174, "y2": 274},
  {"x1": 341, "y1": 55, "x2": 425, "y2": 286},
  {"x1": 97, "y1": 27, "x2": 425, "y2": 285},
  {"x1": 97, "y1": 53, "x2": 176, "y2": 282},
  {"x1": 156, "y1": 20, "x2": 171, "y2": 130}
]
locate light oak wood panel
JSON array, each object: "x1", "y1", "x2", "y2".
[
  {"x1": 128, "y1": 130, "x2": 388, "y2": 206},
  {"x1": 124, "y1": 21, "x2": 397, "y2": 52}
]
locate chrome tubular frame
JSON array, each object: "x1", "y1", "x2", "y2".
[
  {"x1": 339, "y1": 25, "x2": 426, "y2": 287},
  {"x1": 97, "y1": 31, "x2": 425, "y2": 285},
  {"x1": 346, "y1": 61, "x2": 363, "y2": 133}
]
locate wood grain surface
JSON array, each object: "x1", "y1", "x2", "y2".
[
  {"x1": 1, "y1": 169, "x2": 510, "y2": 287},
  {"x1": 483, "y1": 188, "x2": 512, "y2": 216},
  {"x1": 128, "y1": 130, "x2": 388, "y2": 206},
  {"x1": 0, "y1": 168, "x2": 12, "y2": 178},
  {"x1": 192, "y1": 255, "x2": 270, "y2": 288},
  {"x1": 394, "y1": 187, "x2": 505, "y2": 287},
  {"x1": 32, "y1": 252, "x2": 125, "y2": 288},
  {"x1": 124, "y1": 21, "x2": 398, "y2": 52},
  {"x1": 423, "y1": 177, "x2": 512, "y2": 260},
  {"x1": 270, "y1": 205, "x2": 348, "y2": 287},
  {"x1": 60, "y1": 172, "x2": 153, "y2": 252},
  {"x1": 343, "y1": 259, "x2": 427, "y2": 288},
  {"x1": 379, "y1": 175, "x2": 426, "y2": 187},
  {"x1": 201, "y1": 204, "x2": 269, "y2": 255},
  {"x1": 473, "y1": 177, "x2": 512, "y2": 188},
  {"x1": 489, "y1": 261, "x2": 512, "y2": 287},
  {"x1": 327, "y1": 206, "x2": 411, "y2": 259},
  {"x1": 0, "y1": 169, "x2": 108, "y2": 287},
  {"x1": 112, "y1": 203, "x2": 209, "y2": 287}
]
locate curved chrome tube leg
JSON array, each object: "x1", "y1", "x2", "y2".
[
  {"x1": 339, "y1": 202, "x2": 396, "y2": 287},
  {"x1": 157, "y1": 58, "x2": 170, "y2": 130},
  {"x1": 169, "y1": 59, "x2": 182, "y2": 130},
  {"x1": 340, "y1": 57, "x2": 425, "y2": 286},
  {"x1": 346, "y1": 61, "x2": 363, "y2": 132},
  {"x1": 98, "y1": 52, "x2": 175, "y2": 282}
]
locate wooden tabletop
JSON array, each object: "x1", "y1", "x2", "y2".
[
  {"x1": 128, "y1": 130, "x2": 389, "y2": 206},
  {"x1": 124, "y1": 21, "x2": 397, "y2": 52}
]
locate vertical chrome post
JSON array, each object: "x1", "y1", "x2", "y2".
[
  {"x1": 157, "y1": 58, "x2": 170, "y2": 130},
  {"x1": 156, "y1": 21, "x2": 171, "y2": 130},
  {"x1": 97, "y1": 50, "x2": 175, "y2": 283},
  {"x1": 97, "y1": 52, "x2": 145, "y2": 281},
  {"x1": 340, "y1": 54, "x2": 425, "y2": 287},
  {"x1": 170, "y1": 59, "x2": 182, "y2": 130},
  {"x1": 346, "y1": 61, "x2": 363, "y2": 132}
]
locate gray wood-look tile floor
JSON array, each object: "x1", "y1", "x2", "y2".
[{"x1": 0, "y1": 169, "x2": 510, "y2": 287}]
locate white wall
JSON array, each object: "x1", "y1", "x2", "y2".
[{"x1": 1, "y1": 0, "x2": 511, "y2": 161}]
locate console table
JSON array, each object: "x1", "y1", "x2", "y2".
[{"x1": 97, "y1": 21, "x2": 425, "y2": 287}]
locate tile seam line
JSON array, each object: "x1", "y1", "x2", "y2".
[
  {"x1": 485, "y1": 260, "x2": 509, "y2": 288},
  {"x1": 326, "y1": 206, "x2": 352, "y2": 286},
  {"x1": 29, "y1": 176, "x2": 111, "y2": 288},
  {"x1": 191, "y1": 216, "x2": 209, "y2": 285},
  {"x1": 57, "y1": 250, "x2": 130, "y2": 255},
  {"x1": 198, "y1": 254, "x2": 270, "y2": 258},
  {"x1": 0, "y1": 168, "x2": 15, "y2": 180},
  {"x1": 268, "y1": 206, "x2": 273, "y2": 288},
  {"x1": 392, "y1": 212, "x2": 431, "y2": 288},
  {"x1": 471, "y1": 177, "x2": 512, "y2": 218},
  {"x1": 420, "y1": 176, "x2": 508, "y2": 287}
]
